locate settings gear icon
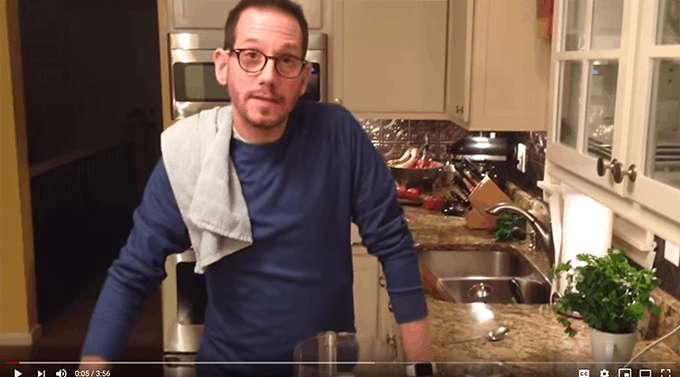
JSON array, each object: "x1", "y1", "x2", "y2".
[{"x1": 600, "y1": 369, "x2": 610, "y2": 377}]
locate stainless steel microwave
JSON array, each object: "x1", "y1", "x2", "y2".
[{"x1": 169, "y1": 31, "x2": 327, "y2": 120}]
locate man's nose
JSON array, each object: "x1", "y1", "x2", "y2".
[{"x1": 258, "y1": 58, "x2": 278, "y2": 83}]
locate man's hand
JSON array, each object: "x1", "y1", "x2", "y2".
[
  {"x1": 79, "y1": 355, "x2": 110, "y2": 371},
  {"x1": 399, "y1": 318, "x2": 434, "y2": 362}
]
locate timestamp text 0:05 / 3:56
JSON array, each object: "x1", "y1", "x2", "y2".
[{"x1": 74, "y1": 370, "x2": 111, "y2": 377}]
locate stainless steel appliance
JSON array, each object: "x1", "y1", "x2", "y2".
[
  {"x1": 170, "y1": 31, "x2": 328, "y2": 120},
  {"x1": 162, "y1": 249, "x2": 204, "y2": 377}
]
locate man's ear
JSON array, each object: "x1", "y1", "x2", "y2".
[
  {"x1": 298, "y1": 63, "x2": 312, "y2": 97},
  {"x1": 214, "y1": 49, "x2": 229, "y2": 85}
]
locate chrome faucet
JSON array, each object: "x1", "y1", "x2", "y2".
[{"x1": 486, "y1": 202, "x2": 555, "y2": 267}]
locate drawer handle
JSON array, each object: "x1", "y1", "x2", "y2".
[
  {"x1": 613, "y1": 163, "x2": 637, "y2": 183},
  {"x1": 596, "y1": 157, "x2": 617, "y2": 177}
]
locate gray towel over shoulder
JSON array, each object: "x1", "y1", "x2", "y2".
[{"x1": 161, "y1": 106, "x2": 253, "y2": 274}]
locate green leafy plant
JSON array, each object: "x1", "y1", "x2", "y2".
[
  {"x1": 493, "y1": 214, "x2": 526, "y2": 241},
  {"x1": 548, "y1": 247, "x2": 662, "y2": 337}
]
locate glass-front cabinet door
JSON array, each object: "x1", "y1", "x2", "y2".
[
  {"x1": 626, "y1": 0, "x2": 680, "y2": 224},
  {"x1": 547, "y1": 0, "x2": 633, "y2": 197}
]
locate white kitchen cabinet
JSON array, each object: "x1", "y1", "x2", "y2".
[
  {"x1": 545, "y1": 0, "x2": 680, "y2": 249},
  {"x1": 377, "y1": 267, "x2": 406, "y2": 362},
  {"x1": 167, "y1": 0, "x2": 323, "y2": 31},
  {"x1": 351, "y1": 223, "x2": 403, "y2": 361},
  {"x1": 446, "y1": 0, "x2": 551, "y2": 131},
  {"x1": 352, "y1": 246, "x2": 379, "y2": 339},
  {"x1": 331, "y1": 0, "x2": 449, "y2": 117},
  {"x1": 352, "y1": 248, "x2": 406, "y2": 362}
]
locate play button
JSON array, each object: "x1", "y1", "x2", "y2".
[
  {"x1": 38, "y1": 371, "x2": 44, "y2": 377},
  {"x1": 14, "y1": 369, "x2": 22, "y2": 377}
]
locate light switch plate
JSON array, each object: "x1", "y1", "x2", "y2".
[
  {"x1": 517, "y1": 143, "x2": 527, "y2": 173},
  {"x1": 664, "y1": 240, "x2": 680, "y2": 267}
]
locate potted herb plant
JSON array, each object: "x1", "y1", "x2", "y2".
[{"x1": 548, "y1": 247, "x2": 662, "y2": 362}]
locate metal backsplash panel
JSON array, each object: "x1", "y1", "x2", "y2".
[{"x1": 359, "y1": 119, "x2": 469, "y2": 162}]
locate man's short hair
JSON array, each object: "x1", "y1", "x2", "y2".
[{"x1": 223, "y1": 0, "x2": 309, "y2": 58}]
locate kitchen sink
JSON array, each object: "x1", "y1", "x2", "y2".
[
  {"x1": 438, "y1": 277, "x2": 551, "y2": 304},
  {"x1": 419, "y1": 250, "x2": 539, "y2": 279},
  {"x1": 418, "y1": 246, "x2": 551, "y2": 304}
]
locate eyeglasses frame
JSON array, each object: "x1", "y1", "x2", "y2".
[{"x1": 228, "y1": 48, "x2": 308, "y2": 79}]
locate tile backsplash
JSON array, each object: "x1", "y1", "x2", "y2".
[
  {"x1": 358, "y1": 118, "x2": 469, "y2": 162},
  {"x1": 360, "y1": 117, "x2": 550, "y2": 197}
]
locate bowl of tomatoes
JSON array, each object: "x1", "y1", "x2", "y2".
[{"x1": 388, "y1": 147, "x2": 442, "y2": 195}]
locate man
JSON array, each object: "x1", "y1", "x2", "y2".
[{"x1": 79, "y1": 0, "x2": 434, "y2": 375}]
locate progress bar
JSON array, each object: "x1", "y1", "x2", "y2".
[{"x1": 6, "y1": 361, "x2": 679, "y2": 365}]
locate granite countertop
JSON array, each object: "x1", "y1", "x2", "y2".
[{"x1": 402, "y1": 204, "x2": 680, "y2": 376}]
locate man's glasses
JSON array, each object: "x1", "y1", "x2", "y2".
[{"x1": 230, "y1": 49, "x2": 307, "y2": 79}]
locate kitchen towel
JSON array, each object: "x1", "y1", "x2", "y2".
[
  {"x1": 161, "y1": 105, "x2": 253, "y2": 274},
  {"x1": 555, "y1": 190, "x2": 613, "y2": 296}
]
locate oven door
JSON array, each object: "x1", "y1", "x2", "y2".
[
  {"x1": 163, "y1": 249, "x2": 206, "y2": 354},
  {"x1": 171, "y1": 50, "x2": 230, "y2": 120}
]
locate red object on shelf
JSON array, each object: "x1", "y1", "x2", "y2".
[
  {"x1": 537, "y1": 0, "x2": 554, "y2": 38},
  {"x1": 423, "y1": 195, "x2": 445, "y2": 211}
]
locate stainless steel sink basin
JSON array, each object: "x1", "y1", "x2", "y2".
[
  {"x1": 419, "y1": 250, "x2": 538, "y2": 279},
  {"x1": 438, "y1": 277, "x2": 551, "y2": 304},
  {"x1": 418, "y1": 246, "x2": 551, "y2": 304}
]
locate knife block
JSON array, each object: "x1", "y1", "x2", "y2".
[{"x1": 466, "y1": 176, "x2": 511, "y2": 229}]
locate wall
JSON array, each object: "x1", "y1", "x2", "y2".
[
  {"x1": 18, "y1": 0, "x2": 162, "y2": 166},
  {"x1": 0, "y1": 0, "x2": 40, "y2": 344}
]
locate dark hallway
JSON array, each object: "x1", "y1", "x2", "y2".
[{"x1": 17, "y1": 0, "x2": 164, "y2": 325}]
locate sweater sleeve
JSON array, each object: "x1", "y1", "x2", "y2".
[
  {"x1": 80, "y1": 158, "x2": 191, "y2": 361},
  {"x1": 344, "y1": 110, "x2": 428, "y2": 324}
]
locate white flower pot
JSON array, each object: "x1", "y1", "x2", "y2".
[{"x1": 590, "y1": 327, "x2": 637, "y2": 362}]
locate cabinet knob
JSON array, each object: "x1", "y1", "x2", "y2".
[
  {"x1": 333, "y1": 98, "x2": 342, "y2": 105},
  {"x1": 612, "y1": 163, "x2": 637, "y2": 184},
  {"x1": 379, "y1": 275, "x2": 386, "y2": 288},
  {"x1": 388, "y1": 302, "x2": 394, "y2": 313},
  {"x1": 596, "y1": 157, "x2": 617, "y2": 177}
]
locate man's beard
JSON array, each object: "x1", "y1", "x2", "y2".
[{"x1": 239, "y1": 93, "x2": 301, "y2": 130}]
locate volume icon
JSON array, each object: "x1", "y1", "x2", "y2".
[{"x1": 56, "y1": 369, "x2": 67, "y2": 377}]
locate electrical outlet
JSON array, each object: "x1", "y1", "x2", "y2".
[
  {"x1": 516, "y1": 143, "x2": 527, "y2": 173},
  {"x1": 664, "y1": 240, "x2": 680, "y2": 267}
]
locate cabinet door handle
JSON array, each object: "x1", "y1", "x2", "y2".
[
  {"x1": 379, "y1": 275, "x2": 386, "y2": 288},
  {"x1": 455, "y1": 105, "x2": 464, "y2": 114},
  {"x1": 388, "y1": 302, "x2": 394, "y2": 313},
  {"x1": 596, "y1": 157, "x2": 617, "y2": 177},
  {"x1": 612, "y1": 163, "x2": 637, "y2": 183}
]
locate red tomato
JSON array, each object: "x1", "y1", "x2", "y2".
[
  {"x1": 405, "y1": 188, "x2": 420, "y2": 201},
  {"x1": 423, "y1": 195, "x2": 445, "y2": 210},
  {"x1": 397, "y1": 185, "x2": 407, "y2": 197}
]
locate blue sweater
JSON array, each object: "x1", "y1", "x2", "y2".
[{"x1": 80, "y1": 101, "x2": 428, "y2": 376}]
